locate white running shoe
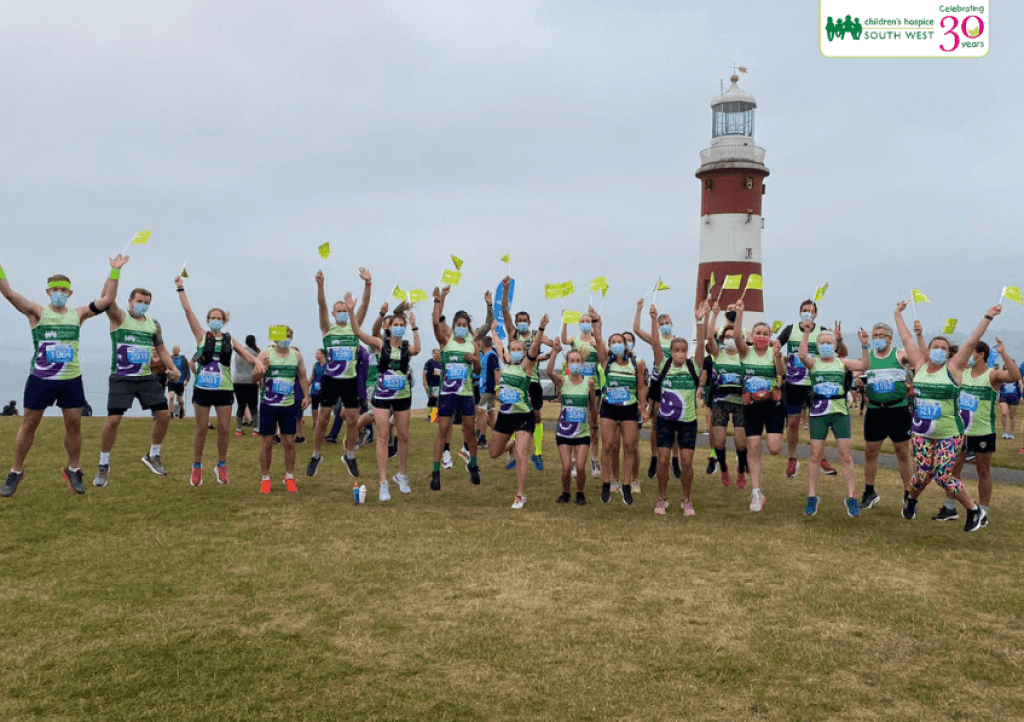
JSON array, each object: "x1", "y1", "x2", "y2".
[
  {"x1": 394, "y1": 474, "x2": 411, "y2": 494},
  {"x1": 511, "y1": 495, "x2": 526, "y2": 510},
  {"x1": 571, "y1": 459, "x2": 577, "y2": 479},
  {"x1": 458, "y1": 446, "x2": 471, "y2": 464},
  {"x1": 750, "y1": 488, "x2": 766, "y2": 512},
  {"x1": 591, "y1": 458, "x2": 602, "y2": 478},
  {"x1": 442, "y1": 450, "x2": 453, "y2": 469},
  {"x1": 379, "y1": 480, "x2": 391, "y2": 502},
  {"x1": 610, "y1": 481, "x2": 621, "y2": 494}
]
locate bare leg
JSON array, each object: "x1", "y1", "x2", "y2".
[
  {"x1": 679, "y1": 448, "x2": 695, "y2": 499},
  {"x1": 152, "y1": 409, "x2": 171, "y2": 445},
  {"x1": 61, "y1": 408, "x2": 83, "y2": 468},
  {"x1": 808, "y1": 439, "x2": 825, "y2": 498},
  {"x1": 282, "y1": 435, "x2": 296, "y2": 476},
  {"x1": 747, "y1": 435, "x2": 764, "y2": 490},
  {"x1": 863, "y1": 440, "x2": 883, "y2": 490},
  {"x1": 837, "y1": 438, "x2": 856, "y2": 497},
  {"x1": 514, "y1": 431, "x2": 531, "y2": 498},
  {"x1": 434, "y1": 417, "x2": 454, "y2": 462},
  {"x1": 574, "y1": 444, "x2": 589, "y2": 492},
  {"x1": 394, "y1": 410, "x2": 411, "y2": 476},
  {"x1": 215, "y1": 405, "x2": 232, "y2": 462},
  {"x1": 193, "y1": 405, "x2": 211, "y2": 464},
  {"x1": 374, "y1": 407, "x2": 391, "y2": 482},
  {"x1": 893, "y1": 440, "x2": 913, "y2": 492},
  {"x1": 12, "y1": 409, "x2": 45, "y2": 470},
  {"x1": 101, "y1": 415, "x2": 123, "y2": 454},
  {"x1": 260, "y1": 435, "x2": 274, "y2": 475}
]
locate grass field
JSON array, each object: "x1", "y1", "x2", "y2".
[{"x1": 2, "y1": 413, "x2": 1023, "y2": 721}]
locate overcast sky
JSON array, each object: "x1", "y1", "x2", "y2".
[{"x1": 1, "y1": 0, "x2": 1021, "y2": 356}]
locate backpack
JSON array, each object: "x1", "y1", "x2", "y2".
[
  {"x1": 199, "y1": 332, "x2": 232, "y2": 367},
  {"x1": 649, "y1": 358, "x2": 699, "y2": 404}
]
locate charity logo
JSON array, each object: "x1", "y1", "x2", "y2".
[{"x1": 825, "y1": 15, "x2": 864, "y2": 40}]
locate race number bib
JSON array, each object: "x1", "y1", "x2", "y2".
[
  {"x1": 126, "y1": 345, "x2": 150, "y2": 364},
  {"x1": 498, "y1": 387, "x2": 521, "y2": 405},
  {"x1": 311, "y1": 380, "x2": 322, "y2": 395},
  {"x1": 45, "y1": 344, "x2": 74, "y2": 363},
  {"x1": 197, "y1": 371, "x2": 221, "y2": 389},
  {"x1": 605, "y1": 386, "x2": 630, "y2": 405},
  {"x1": 958, "y1": 392, "x2": 979, "y2": 412},
  {"x1": 330, "y1": 346, "x2": 353, "y2": 362},
  {"x1": 720, "y1": 372, "x2": 741, "y2": 386},
  {"x1": 271, "y1": 378, "x2": 294, "y2": 396},
  {"x1": 564, "y1": 406, "x2": 587, "y2": 423},
  {"x1": 446, "y1": 364, "x2": 469, "y2": 381},
  {"x1": 871, "y1": 378, "x2": 895, "y2": 394},
  {"x1": 790, "y1": 354, "x2": 806, "y2": 370},
  {"x1": 382, "y1": 374, "x2": 406, "y2": 391},
  {"x1": 745, "y1": 377, "x2": 770, "y2": 394},
  {"x1": 814, "y1": 382, "x2": 841, "y2": 398},
  {"x1": 915, "y1": 399, "x2": 942, "y2": 420}
]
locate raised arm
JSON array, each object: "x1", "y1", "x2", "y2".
[
  {"x1": 560, "y1": 320, "x2": 572, "y2": 346},
  {"x1": 842, "y1": 328, "x2": 871, "y2": 372},
  {"x1": 345, "y1": 293, "x2": 383, "y2": 352},
  {"x1": 173, "y1": 276, "x2": 205, "y2": 345},
  {"x1": 733, "y1": 300, "x2": 749, "y2": 357},
  {"x1": 913, "y1": 319, "x2": 928, "y2": 358},
  {"x1": 521, "y1": 314, "x2": 548, "y2": 377},
  {"x1": 355, "y1": 267, "x2": 372, "y2": 326},
  {"x1": 692, "y1": 301, "x2": 710, "y2": 369},
  {"x1": 371, "y1": 301, "x2": 388, "y2": 338},
  {"x1": 950, "y1": 305, "x2": 1001, "y2": 375},
  {"x1": 705, "y1": 302, "x2": 722, "y2": 357},
  {"x1": 590, "y1": 307, "x2": 608, "y2": 366},
  {"x1": 432, "y1": 286, "x2": 449, "y2": 347},
  {"x1": 499, "y1": 276, "x2": 514, "y2": 333},
  {"x1": 79, "y1": 254, "x2": 128, "y2": 322},
  {"x1": 0, "y1": 267, "x2": 43, "y2": 322},
  {"x1": 894, "y1": 300, "x2": 925, "y2": 371},
  {"x1": 632, "y1": 299, "x2": 655, "y2": 346},
  {"x1": 636, "y1": 358, "x2": 649, "y2": 419},
  {"x1": 408, "y1": 311, "x2": 421, "y2": 356},
  {"x1": 989, "y1": 338, "x2": 1021, "y2": 384},
  {"x1": 473, "y1": 290, "x2": 493, "y2": 343},
  {"x1": 546, "y1": 338, "x2": 564, "y2": 387},
  {"x1": 316, "y1": 271, "x2": 330, "y2": 335}
]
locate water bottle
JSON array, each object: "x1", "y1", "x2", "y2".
[
  {"x1": 358, "y1": 484, "x2": 366, "y2": 504},
  {"x1": 353, "y1": 482, "x2": 360, "y2": 504}
]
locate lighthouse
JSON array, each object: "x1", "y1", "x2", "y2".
[{"x1": 694, "y1": 74, "x2": 768, "y2": 327}]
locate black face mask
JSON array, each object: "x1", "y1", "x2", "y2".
[{"x1": 725, "y1": 310, "x2": 737, "y2": 323}]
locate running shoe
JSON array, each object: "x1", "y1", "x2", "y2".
[
  {"x1": 235, "y1": 430, "x2": 243, "y2": 438},
  {"x1": 306, "y1": 453, "x2": 322, "y2": 477},
  {"x1": 647, "y1": 457, "x2": 658, "y2": 479},
  {"x1": 804, "y1": 496, "x2": 819, "y2": 517},
  {"x1": 964, "y1": 506, "x2": 987, "y2": 532},
  {"x1": 591, "y1": 458, "x2": 602, "y2": 478},
  {"x1": 621, "y1": 484, "x2": 634, "y2": 506},
  {"x1": 285, "y1": 476, "x2": 298, "y2": 494},
  {"x1": 556, "y1": 491, "x2": 571, "y2": 504},
  {"x1": 682, "y1": 499, "x2": 696, "y2": 517},
  {"x1": 720, "y1": 471, "x2": 732, "y2": 487},
  {"x1": 511, "y1": 495, "x2": 526, "y2": 510},
  {"x1": 343, "y1": 455, "x2": 360, "y2": 478},
  {"x1": 902, "y1": 497, "x2": 917, "y2": 520},
  {"x1": 1000, "y1": 432, "x2": 1009, "y2": 440},
  {"x1": 860, "y1": 490, "x2": 880, "y2": 509},
  {"x1": 216, "y1": 464, "x2": 230, "y2": 485},
  {"x1": 736, "y1": 473, "x2": 747, "y2": 490},
  {"x1": 600, "y1": 483, "x2": 611, "y2": 504},
  {"x1": 785, "y1": 458, "x2": 799, "y2": 478},
  {"x1": 932, "y1": 505, "x2": 959, "y2": 522},
  {"x1": 190, "y1": 466, "x2": 203, "y2": 487},
  {"x1": 844, "y1": 496, "x2": 861, "y2": 518},
  {"x1": 966, "y1": 452, "x2": 976, "y2": 463},
  {"x1": 468, "y1": 465, "x2": 481, "y2": 486},
  {"x1": 610, "y1": 481, "x2": 621, "y2": 494},
  {"x1": 672, "y1": 457, "x2": 682, "y2": 479},
  {"x1": 749, "y1": 489, "x2": 765, "y2": 512},
  {"x1": 295, "y1": 436, "x2": 305, "y2": 444},
  {"x1": 458, "y1": 446, "x2": 471, "y2": 465},
  {"x1": 394, "y1": 474, "x2": 411, "y2": 494},
  {"x1": 261, "y1": 478, "x2": 271, "y2": 494},
  {"x1": 273, "y1": 434, "x2": 282, "y2": 445},
  {"x1": 142, "y1": 455, "x2": 167, "y2": 476},
  {"x1": 1019, "y1": 448, "x2": 1024, "y2": 454},
  {"x1": 357, "y1": 426, "x2": 372, "y2": 448},
  {"x1": 379, "y1": 480, "x2": 391, "y2": 502},
  {"x1": 506, "y1": 457, "x2": 517, "y2": 470},
  {"x1": 386, "y1": 438, "x2": 397, "y2": 457},
  {"x1": 575, "y1": 491, "x2": 586, "y2": 506},
  {"x1": 93, "y1": 464, "x2": 109, "y2": 488},
  {"x1": 531, "y1": 454, "x2": 544, "y2": 471},
  {"x1": 442, "y1": 450, "x2": 453, "y2": 469},
  {"x1": 705, "y1": 456, "x2": 717, "y2": 475},
  {"x1": 632, "y1": 480, "x2": 641, "y2": 494},
  {"x1": 62, "y1": 467, "x2": 85, "y2": 495},
  {"x1": 654, "y1": 498, "x2": 668, "y2": 515},
  {"x1": 252, "y1": 431, "x2": 259, "y2": 438},
  {"x1": 325, "y1": 436, "x2": 338, "y2": 444},
  {"x1": 430, "y1": 470, "x2": 441, "y2": 491},
  {"x1": 571, "y1": 459, "x2": 577, "y2": 479},
  {"x1": 2, "y1": 470, "x2": 24, "y2": 498},
  {"x1": 820, "y1": 459, "x2": 838, "y2": 476}
]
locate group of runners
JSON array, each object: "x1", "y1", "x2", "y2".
[{"x1": 1, "y1": 258, "x2": 1016, "y2": 532}]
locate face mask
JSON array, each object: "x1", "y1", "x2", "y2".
[
  {"x1": 568, "y1": 363, "x2": 583, "y2": 375},
  {"x1": 818, "y1": 343, "x2": 835, "y2": 358},
  {"x1": 659, "y1": 324, "x2": 672, "y2": 336},
  {"x1": 391, "y1": 325, "x2": 406, "y2": 338},
  {"x1": 930, "y1": 348, "x2": 948, "y2": 365},
  {"x1": 50, "y1": 291, "x2": 69, "y2": 308},
  {"x1": 132, "y1": 302, "x2": 149, "y2": 316},
  {"x1": 871, "y1": 338, "x2": 887, "y2": 351},
  {"x1": 625, "y1": 341, "x2": 634, "y2": 352},
  {"x1": 967, "y1": 355, "x2": 977, "y2": 367},
  {"x1": 800, "y1": 311, "x2": 812, "y2": 322},
  {"x1": 725, "y1": 311, "x2": 737, "y2": 323},
  {"x1": 453, "y1": 326, "x2": 469, "y2": 340},
  {"x1": 578, "y1": 323, "x2": 592, "y2": 334},
  {"x1": 723, "y1": 338, "x2": 736, "y2": 352},
  {"x1": 335, "y1": 312, "x2": 349, "y2": 325},
  {"x1": 753, "y1": 337, "x2": 770, "y2": 351},
  {"x1": 516, "y1": 322, "x2": 529, "y2": 333},
  {"x1": 610, "y1": 343, "x2": 625, "y2": 357},
  {"x1": 209, "y1": 320, "x2": 223, "y2": 332},
  {"x1": 510, "y1": 351, "x2": 525, "y2": 364},
  {"x1": 277, "y1": 339, "x2": 291, "y2": 350}
]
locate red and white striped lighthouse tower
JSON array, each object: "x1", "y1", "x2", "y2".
[{"x1": 694, "y1": 74, "x2": 768, "y2": 327}]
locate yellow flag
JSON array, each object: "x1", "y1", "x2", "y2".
[
  {"x1": 450, "y1": 255, "x2": 463, "y2": 271},
  {"x1": 562, "y1": 310, "x2": 582, "y2": 325},
  {"x1": 745, "y1": 274, "x2": 763, "y2": 291},
  {"x1": 393, "y1": 285, "x2": 407, "y2": 302},
  {"x1": 441, "y1": 269, "x2": 461, "y2": 286},
  {"x1": 317, "y1": 242, "x2": 331, "y2": 260},
  {"x1": 545, "y1": 281, "x2": 574, "y2": 300},
  {"x1": 180, "y1": 266, "x2": 189, "y2": 278},
  {"x1": 723, "y1": 274, "x2": 742, "y2": 290},
  {"x1": 130, "y1": 230, "x2": 152, "y2": 245},
  {"x1": 814, "y1": 282, "x2": 829, "y2": 302},
  {"x1": 1003, "y1": 286, "x2": 1023, "y2": 305},
  {"x1": 771, "y1": 320, "x2": 783, "y2": 334},
  {"x1": 655, "y1": 278, "x2": 670, "y2": 292},
  {"x1": 911, "y1": 289, "x2": 930, "y2": 304},
  {"x1": 709, "y1": 271, "x2": 716, "y2": 289},
  {"x1": 268, "y1": 325, "x2": 288, "y2": 341},
  {"x1": 943, "y1": 318, "x2": 958, "y2": 334},
  {"x1": 409, "y1": 289, "x2": 428, "y2": 304},
  {"x1": 589, "y1": 276, "x2": 608, "y2": 294},
  {"x1": 501, "y1": 254, "x2": 510, "y2": 264}
]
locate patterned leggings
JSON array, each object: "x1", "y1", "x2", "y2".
[{"x1": 912, "y1": 435, "x2": 964, "y2": 494}]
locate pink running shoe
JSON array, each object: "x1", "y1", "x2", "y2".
[
  {"x1": 681, "y1": 499, "x2": 696, "y2": 517},
  {"x1": 736, "y1": 472, "x2": 747, "y2": 490},
  {"x1": 654, "y1": 499, "x2": 668, "y2": 515},
  {"x1": 720, "y1": 471, "x2": 732, "y2": 487}
]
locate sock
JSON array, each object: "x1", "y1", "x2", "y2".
[
  {"x1": 100, "y1": 452, "x2": 111, "y2": 466},
  {"x1": 444, "y1": 442, "x2": 451, "y2": 452},
  {"x1": 313, "y1": 452, "x2": 322, "y2": 460},
  {"x1": 346, "y1": 451, "x2": 355, "y2": 460},
  {"x1": 262, "y1": 475, "x2": 270, "y2": 481},
  {"x1": 469, "y1": 457, "x2": 477, "y2": 468},
  {"x1": 534, "y1": 425, "x2": 544, "y2": 455},
  {"x1": 736, "y1": 449, "x2": 748, "y2": 474},
  {"x1": 433, "y1": 462, "x2": 441, "y2": 472},
  {"x1": 11, "y1": 468, "x2": 22, "y2": 474},
  {"x1": 285, "y1": 473, "x2": 294, "y2": 479},
  {"x1": 865, "y1": 484, "x2": 875, "y2": 495},
  {"x1": 479, "y1": 435, "x2": 487, "y2": 444},
  {"x1": 944, "y1": 498, "x2": 956, "y2": 511},
  {"x1": 69, "y1": 466, "x2": 80, "y2": 473},
  {"x1": 193, "y1": 462, "x2": 202, "y2": 469},
  {"x1": 149, "y1": 444, "x2": 161, "y2": 458},
  {"x1": 981, "y1": 504, "x2": 988, "y2": 513},
  {"x1": 714, "y1": 448, "x2": 728, "y2": 472}
]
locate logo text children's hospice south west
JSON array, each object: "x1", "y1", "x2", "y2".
[{"x1": 821, "y1": 3, "x2": 987, "y2": 57}]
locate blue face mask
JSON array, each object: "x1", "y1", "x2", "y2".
[
  {"x1": 453, "y1": 326, "x2": 469, "y2": 340},
  {"x1": 610, "y1": 343, "x2": 625, "y2": 357},
  {"x1": 50, "y1": 291, "x2": 69, "y2": 308},
  {"x1": 391, "y1": 325, "x2": 406, "y2": 338},
  {"x1": 510, "y1": 351, "x2": 525, "y2": 364},
  {"x1": 625, "y1": 341, "x2": 634, "y2": 352},
  {"x1": 516, "y1": 322, "x2": 529, "y2": 333},
  {"x1": 966, "y1": 355, "x2": 976, "y2": 367},
  {"x1": 930, "y1": 348, "x2": 948, "y2": 365},
  {"x1": 578, "y1": 323, "x2": 592, "y2": 334},
  {"x1": 277, "y1": 339, "x2": 291, "y2": 350},
  {"x1": 132, "y1": 302, "x2": 149, "y2": 316},
  {"x1": 659, "y1": 324, "x2": 672, "y2": 336},
  {"x1": 818, "y1": 343, "x2": 835, "y2": 358},
  {"x1": 335, "y1": 312, "x2": 349, "y2": 325},
  {"x1": 800, "y1": 311, "x2": 813, "y2": 322},
  {"x1": 568, "y1": 363, "x2": 583, "y2": 375},
  {"x1": 209, "y1": 319, "x2": 224, "y2": 332},
  {"x1": 870, "y1": 338, "x2": 887, "y2": 351}
]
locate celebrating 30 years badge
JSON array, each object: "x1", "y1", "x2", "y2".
[{"x1": 821, "y1": 1, "x2": 988, "y2": 57}]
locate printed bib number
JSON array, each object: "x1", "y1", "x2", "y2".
[
  {"x1": 498, "y1": 387, "x2": 521, "y2": 405},
  {"x1": 720, "y1": 372, "x2": 741, "y2": 386},
  {"x1": 915, "y1": 399, "x2": 942, "y2": 421},
  {"x1": 45, "y1": 344, "x2": 74, "y2": 363},
  {"x1": 197, "y1": 372, "x2": 221, "y2": 389},
  {"x1": 446, "y1": 364, "x2": 469, "y2": 381},
  {"x1": 606, "y1": 386, "x2": 630, "y2": 405},
  {"x1": 382, "y1": 374, "x2": 406, "y2": 391},
  {"x1": 565, "y1": 406, "x2": 587, "y2": 423},
  {"x1": 958, "y1": 392, "x2": 979, "y2": 412},
  {"x1": 311, "y1": 381, "x2": 322, "y2": 395},
  {"x1": 271, "y1": 378, "x2": 294, "y2": 396},
  {"x1": 814, "y1": 382, "x2": 841, "y2": 398},
  {"x1": 871, "y1": 379, "x2": 895, "y2": 394},
  {"x1": 126, "y1": 345, "x2": 150, "y2": 364},
  {"x1": 745, "y1": 377, "x2": 770, "y2": 394},
  {"x1": 330, "y1": 346, "x2": 353, "y2": 362},
  {"x1": 790, "y1": 354, "x2": 806, "y2": 370}
]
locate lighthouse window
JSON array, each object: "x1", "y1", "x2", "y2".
[
  {"x1": 745, "y1": 248, "x2": 753, "y2": 260},
  {"x1": 705, "y1": 177, "x2": 713, "y2": 190},
  {"x1": 712, "y1": 102, "x2": 755, "y2": 138}
]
